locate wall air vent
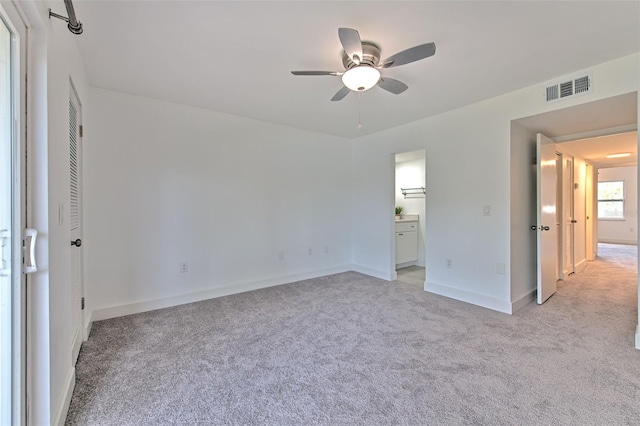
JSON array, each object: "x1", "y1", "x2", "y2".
[
  {"x1": 546, "y1": 85, "x2": 559, "y2": 102},
  {"x1": 545, "y1": 73, "x2": 592, "y2": 103},
  {"x1": 574, "y1": 75, "x2": 590, "y2": 94},
  {"x1": 560, "y1": 81, "x2": 573, "y2": 98}
]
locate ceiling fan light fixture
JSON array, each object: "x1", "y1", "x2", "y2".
[{"x1": 342, "y1": 65, "x2": 380, "y2": 92}]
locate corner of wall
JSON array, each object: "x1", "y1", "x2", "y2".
[
  {"x1": 351, "y1": 264, "x2": 397, "y2": 281},
  {"x1": 511, "y1": 289, "x2": 536, "y2": 313}
]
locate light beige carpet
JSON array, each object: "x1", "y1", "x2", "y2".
[{"x1": 66, "y1": 244, "x2": 639, "y2": 425}]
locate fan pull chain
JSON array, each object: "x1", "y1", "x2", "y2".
[{"x1": 357, "y1": 92, "x2": 362, "y2": 129}]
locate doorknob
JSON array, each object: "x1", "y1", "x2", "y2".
[
  {"x1": 71, "y1": 238, "x2": 82, "y2": 247},
  {"x1": 530, "y1": 225, "x2": 550, "y2": 231}
]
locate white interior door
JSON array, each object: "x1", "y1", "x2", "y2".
[
  {"x1": 585, "y1": 164, "x2": 595, "y2": 261},
  {"x1": 563, "y1": 156, "x2": 575, "y2": 274},
  {"x1": 69, "y1": 85, "x2": 84, "y2": 363},
  {"x1": 537, "y1": 133, "x2": 558, "y2": 304}
]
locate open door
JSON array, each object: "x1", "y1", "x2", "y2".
[{"x1": 536, "y1": 133, "x2": 558, "y2": 304}]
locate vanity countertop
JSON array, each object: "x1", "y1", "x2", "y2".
[{"x1": 395, "y1": 214, "x2": 419, "y2": 223}]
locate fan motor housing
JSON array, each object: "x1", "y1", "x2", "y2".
[{"x1": 342, "y1": 41, "x2": 381, "y2": 69}]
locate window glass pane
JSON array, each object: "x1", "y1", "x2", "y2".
[
  {"x1": 598, "y1": 181, "x2": 623, "y2": 200},
  {"x1": 598, "y1": 201, "x2": 624, "y2": 219},
  {"x1": 0, "y1": 15, "x2": 12, "y2": 426}
]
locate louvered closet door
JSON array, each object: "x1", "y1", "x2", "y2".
[{"x1": 69, "y1": 86, "x2": 83, "y2": 364}]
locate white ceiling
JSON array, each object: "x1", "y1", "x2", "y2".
[
  {"x1": 514, "y1": 92, "x2": 638, "y2": 168},
  {"x1": 559, "y1": 132, "x2": 637, "y2": 169},
  {"x1": 72, "y1": 1, "x2": 640, "y2": 139}
]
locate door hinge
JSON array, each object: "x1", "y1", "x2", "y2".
[
  {"x1": 79, "y1": 125, "x2": 83, "y2": 138},
  {"x1": 81, "y1": 297, "x2": 85, "y2": 310}
]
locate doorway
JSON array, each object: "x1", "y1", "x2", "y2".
[
  {"x1": 393, "y1": 150, "x2": 426, "y2": 287},
  {"x1": 556, "y1": 131, "x2": 638, "y2": 269},
  {"x1": 510, "y1": 92, "x2": 638, "y2": 342}
]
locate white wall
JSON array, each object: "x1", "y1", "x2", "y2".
[
  {"x1": 598, "y1": 166, "x2": 638, "y2": 244},
  {"x1": 509, "y1": 122, "x2": 537, "y2": 309},
  {"x1": 84, "y1": 88, "x2": 353, "y2": 320},
  {"x1": 395, "y1": 157, "x2": 426, "y2": 267},
  {"x1": 45, "y1": 10, "x2": 90, "y2": 426},
  {"x1": 352, "y1": 54, "x2": 639, "y2": 314},
  {"x1": 19, "y1": 1, "x2": 91, "y2": 424}
]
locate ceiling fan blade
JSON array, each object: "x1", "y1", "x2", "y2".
[
  {"x1": 338, "y1": 28, "x2": 363, "y2": 64},
  {"x1": 377, "y1": 77, "x2": 408, "y2": 95},
  {"x1": 291, "y1": 71, "x2": 341, "y2": 76},
  {"x1": 331, "y1": 86, "x2": 351, "y2": 101},
  {"x1": 382, "y1": 42, "x2": 436, "y2": 68}
]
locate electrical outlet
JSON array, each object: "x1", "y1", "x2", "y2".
[
  {"x1": 308, "y1": 247, "x2": 313, "y2": 256},
  {"x1": 278, "y1": 251, "x2": 285, "y2": 261},
  {"x1": 446, "y1": 258, "x2": 453, "y2": 269},
  {"x1": 180, "y1": 262, "x2": 188, "y2": 273},
  {"x1": 483, "y1": 205, "x2": 491, "y2": 216},
  {"x1": 324, "y1": 245, "x2": 329, "y2": 254},
  {"x1": 496, "y1": 262, "x2": 506, "y2": 275}
]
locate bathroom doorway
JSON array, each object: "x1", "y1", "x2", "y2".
[{"x1": 394, "y1": 150, "x2": 426, "y2": 287}]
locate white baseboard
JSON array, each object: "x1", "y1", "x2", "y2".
[
  {"x1": 636, "y1": 325, "x2": 640, "y2": 350},
  {"x1": 92, "y1": 265, "x2": 352, "y2": 322},
  {"x1": 425, "y1": 280, "x2": 512, "y2": 314},
  {"x1": 395, "y1": 261, "x2": 418, "y2": 269},
  {"x1": 83, "y1": 310, "x2": 93, "y2": 341},
  {"x1": 598, "y1": 238, "x2": 638, "y2": 245},
  {"x1": 54, "y1": 368, "x2": 75, "y2": 426},
  {"x1": 71, "y1": 328, "x2": 81, "y2": 366},
  {"x1": 575, "y1": 258, "x2": 587, "y2": 274},
  {"x1": 351, "y1": 264, "x2": 396, "y2": 281},
  {"x1": 511, "y1": 289, "x2": 536, "y2": 313}
]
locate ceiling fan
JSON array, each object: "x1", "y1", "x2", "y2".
[{"x1": 291, "y1": 28, "x2": 436, "y2": 101}]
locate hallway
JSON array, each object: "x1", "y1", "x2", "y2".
[{"x1": 539, "y1": 243, "x2": 637, "y2": 346}]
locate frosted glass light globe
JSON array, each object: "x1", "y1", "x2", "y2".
[{"x1": 341, "y1": 65, "x2": 380, "y2": 92}]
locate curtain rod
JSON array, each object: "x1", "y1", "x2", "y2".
[{"x1": 49, "y1": 0, "x2": 83, "y2": 35}]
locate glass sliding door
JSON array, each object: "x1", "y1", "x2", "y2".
[
  {"x1": 0, "y1": 13, "x2": 14, "y2": 424},
  {"x1": 0, "y1": 4, "x2": 25, "y2": 424}
]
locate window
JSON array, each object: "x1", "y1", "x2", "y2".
[{"x1": 597, "y1": 180, "x2": 624, "y2": 220}]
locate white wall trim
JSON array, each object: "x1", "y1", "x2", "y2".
[
  {"x1": 511, "y1": 289, "x2": 537, "y2": 313},
  {"x1": 636, "y1": 324, "x2": 640, "y2": 350},
  {"x1": 351, "y1": 264, "x2": 396, "y2": 281},
  {"x1": 83, "y1": 310, "x2": 93, "y2": 341},
  {"x1": 395, "y1": 261, "x2": 418, "y2": 269},
  {"x1": 53, "y1": 368, "x2": 75, "y2": 426},
  {"x1": 92, "y1": 265, "x2": 352, "y2": 322},
  {"x1": 574, "y1": 258, "x2": 588, "y2": 274},
  {"x1": 71, "y1": 328, "x2": 81, "y2": 366},
  {"x1": 553, "y1": 123, "x2": 637, "y2": 143},
  {"x1": 597, "y1": 238, "x2": 638, "y2": 245},
  {"x1": 425, "y1": 281, "x2": 512, "y2": 314}
]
